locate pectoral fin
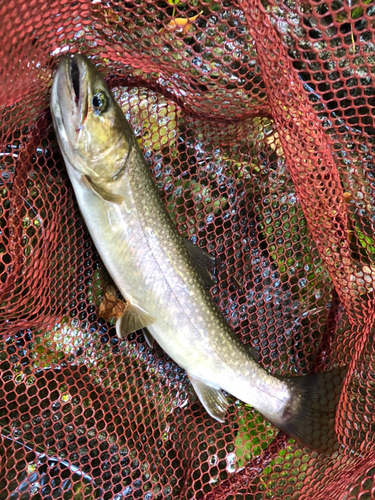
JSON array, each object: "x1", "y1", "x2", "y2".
[
  {"x1": 185, "y1": 239, "x2": 216, "y2": 287},
  {"x1": 116, "y1": 303, "x2": 155, "y2": 338},
  {"x1": 188, "y1": 375, "x2": 228, "y2": 423},
  {"x1": 82, "y1": 175, "x2": 124, "y2": 205}
]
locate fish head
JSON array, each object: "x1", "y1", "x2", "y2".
[{"x1": 51, "y1": 54, "x2": 133, "y2": 182}]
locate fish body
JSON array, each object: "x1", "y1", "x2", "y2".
[{"x1": 50, "y1": 55, "x2": 346, "y2": 452}]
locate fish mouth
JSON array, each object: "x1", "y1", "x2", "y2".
[
  {"x1": 66, "y1": 55, "x2": 89, "y2": 132},
  {"x1": 70, "y1": 57, "x2": 81, "y2": 103},
  {"x1": 51, "y1": 55, "x2": 89, "y2": 147}
]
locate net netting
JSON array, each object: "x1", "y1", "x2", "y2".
[{"x1": 0, "y1": 0, "x2": 374, "y2": 498}]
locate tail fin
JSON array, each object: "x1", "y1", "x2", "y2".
[{"x1": 275, "y1": 366, "x2": 347, "y2": 453}]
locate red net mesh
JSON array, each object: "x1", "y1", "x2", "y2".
[{"x1": 1, "y1": 0, "x2": 375, "y2": 498}]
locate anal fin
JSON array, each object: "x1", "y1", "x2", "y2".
[
  {"x1": 188, "y1": 375, "x2": 228, "y2": 423},
  {"x1": 83, "y1": 175, "x2": 124, "y2": 204},
  {"x1": 185, "y1": 239, "x2": 216, "y2": 287},
  {"x1": 116, "y1": 303, "x2": 155, "y2": 339}
]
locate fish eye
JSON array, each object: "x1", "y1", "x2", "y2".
[{"x1": 92, "y1": 91, "x2": 109, "y2": 113}]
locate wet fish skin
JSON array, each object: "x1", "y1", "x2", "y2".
[{"x1": 50, "y1": 54, "x2": 346, "y2": 452}]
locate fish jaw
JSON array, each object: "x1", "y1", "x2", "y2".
[{"x1": 51, "y1": 56, "x2": 89, "y2": 165}]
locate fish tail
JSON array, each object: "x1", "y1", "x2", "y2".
[{"x1": 274, "y1": 366, "x2": 347, "y2": 453}]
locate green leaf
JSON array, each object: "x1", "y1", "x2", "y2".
[
  {"x1": 351, "y1": 6, "x2": 363, "y2": 19},
  {"x1": 263, "y1": 465, "x2": 273, "y2": 475}
]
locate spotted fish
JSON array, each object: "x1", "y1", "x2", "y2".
[{"x1": 50, "y1": 54, "x2": 346, "y2": 452}]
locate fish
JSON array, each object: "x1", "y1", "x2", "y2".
[{"x1": 50, "y1": 54, "x2": 347, "y2": 453}]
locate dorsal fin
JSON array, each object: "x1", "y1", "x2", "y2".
[{"x1": 184, "y1": 239, "x2": 216, "y2": 287}]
